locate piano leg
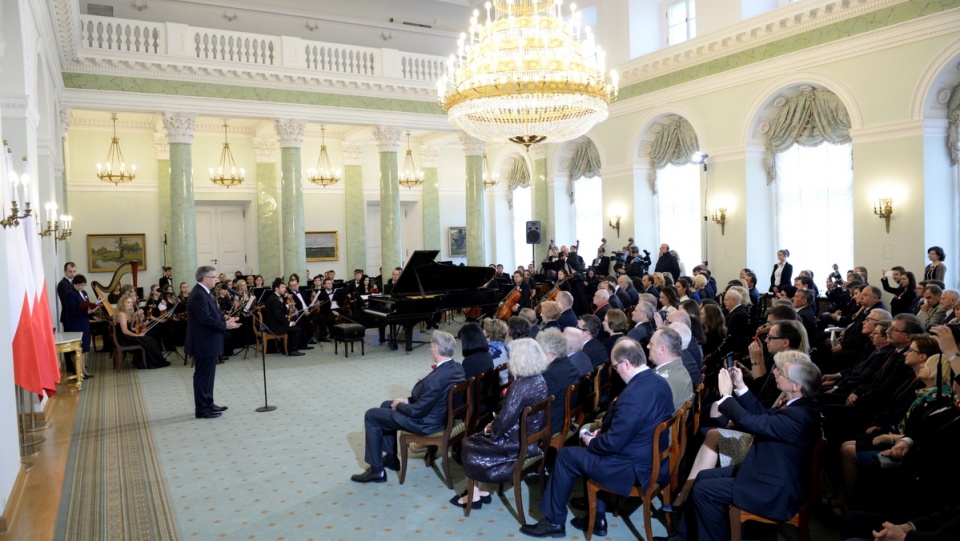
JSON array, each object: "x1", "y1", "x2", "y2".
[{"x1": 403, "y1": 323, "x2": 415, "y2": 352}]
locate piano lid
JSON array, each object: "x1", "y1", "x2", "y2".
[{"x1": 392, "y1": 250, "x2": 497, "y2": 297}]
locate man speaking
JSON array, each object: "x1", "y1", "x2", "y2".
[{"x1": 186, "y1": 266, "x2": 240, "y2": 419}]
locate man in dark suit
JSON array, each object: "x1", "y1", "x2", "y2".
[
  {"x1": 185, "y1": 266, "x2": 240, "y2": 419},
  {"x1": 617, "y1": 275, "x2": 640, "y2": 307},
  {"x1": 538, "y1": 328, "x2": 582, "y2": 436},
  {"x1": 578, "y1": 315, "x2": 608, "y2": 368},
  {"x1": 628, "y1": 301, "x2": 657, "y2": 347},
  {"x1": 792, "y1": 288, "x2": 819, "y2": 342},
  {"x1": 563, "y1": 328, "x2": 594, "y2": 378},
  {"x1": 262, "y1": 278, "x2": 305, "y2": 356},
  {"x1": 158, "y1": 266, "x2": 174, "y2": 289},
  {"x1": 57, "y1": 261, "x2": 77, "y2": 328},
  {"x1": 723, "y1": 289, "x2": 751, "y2": 356},
  {"x1": 641, "y1": 273, "x2": 660, "y2": 300},
  {"x1": 654, "y1": 243, "x2": 681, "y2": 281},
  {"x1": 520, "y1": 339, "x2": 674, "y2": 538},
  {"x1": 556, "y1": 291, "x2": 579, "y2": 329},
  {"x1": 591, "y1": 290, "x2": 613, "y2": 328},
  {"x1": 597, "y1": 282, "x2": 623, "y2": 310},
  {"x1": 831, "y1": 286, "x2": 888, "y2": 370},
  {"x1": 351, "y1": 331, "x2": 466, "y2": 483},
  {"x1": 692, "y1": 355, "x2": 822, "y2": 541}
]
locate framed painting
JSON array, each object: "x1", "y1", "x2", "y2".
[
  {"x1": 87, "y1": 234, "x2": 147, "y2": 273},
  {"x1": 306, "y1": 231, "x2": 339, "y2": 261},
  {"x1": 449, "y1": 226, "x2": 467, "y2": 257}
]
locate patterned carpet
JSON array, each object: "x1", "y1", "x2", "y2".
[{"x1": 53, "y1": 324, "x2": 839, "y2": 540}]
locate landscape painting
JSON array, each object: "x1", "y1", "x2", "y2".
[
  {"x1": 305, "y1": 231, "x2": 339, "y2": 261},
  {"x1": 87, "y1": 234, "x2": 147, "y2": 273}
]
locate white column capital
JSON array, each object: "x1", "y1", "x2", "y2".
[
  {"x1": 420, "y1": 146, "x2": 438, "y2": 168},
  {"x1": 459, "y1": 133, "x2": 485, "y2": 157},
  {"x1": 253, "y1": 135, "x2": 278, "y2": 163},
  {"x1": 276, "y1": 119, "x2": 306, "y2": 148},
  {"x1": 529, "y1": 144, "x2": 546, "y2": 161},
  {"x1": 373, "y1": 125, "x2": 403, "y2": 153},
  {"x1": 162, "y1": 112, "x2": 196, "y2": 144},
  {"x1": 154, "y1": 131, "x2": 170, "y2": 160},
  {"x1": 343, "y1": 143, "x2": 364, "y2": 166}
]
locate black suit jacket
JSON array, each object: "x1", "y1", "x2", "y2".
[
  {"x1": 159, "y1": 276, "x2": 173, "y2": 289},
  {"x1": 557, "y1": 309, "x2": 579, "y2": 330},
  {"x1": 769, "y1": 262, "x2": 793, "y2": 292},
  {"x1": 392, "y1": 360, "x2": 466, "y2": 435},
  {"x1": 185, "y1": 283, "x2": 226, "y2": 358},
  {"x1": 583, "y1": 338, "x2": 608, "y2": 368},
  {"x1": 606, "y1": 294, "x2": 624, "y2": 310},
  {"x1": 262, "y1": 292, "x2": 292, "y2": 336},
  {"x1": 797, "y1": 305, "x2": 818, "y2": 340},
  {"x1": 615, "y1": 288, "x2": 632, "y2": 309},
  {"x1": 654, "y1": 252, "x2": 681, "y2": 280},
  {"x1": 624, "y1": 285, "x2": 640, "y2": 306},
  {"x1": 719, "y1": 392, "x2": 821, "y2": 521},
  {"x1": 543, "y1": 358, "x2": 581, "y2": 435},
  {"x1": 724, "y1": 305, "x2": 750, "y2": 355},
  {"x1": 57, "y1": 277, "x2": 73, "y2": 324}
]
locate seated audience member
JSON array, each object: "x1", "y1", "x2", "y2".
[
  {"x1": 483, "y1": 318, "x2": 509, "y2": 365},
  {"x1": 831, "y1": 286, "x2": 888, "y2": 370},
  {"x1": 539, "y1": 301, "x2": 563, "y2": 332},
  {"x1": 648, "y1": 327, "x2": 695, "y2": 411},
  {"x1": 695, "y1": 266, "x2": 718, "y2": 301},
  {"x1": 793, "y1": 287, "x2": 819, "y2": 342},
  {"x1": 597, "y1": 281, "x2": 623, "y2": 310},
  {"x1": 939, "y1": 289, "x2": 958, "y2": 325},
  {"x1": 538, "y1": 329, "x2": 583, "y2": 436},
  {"x1": 578, "y1": 314, "x2": 608, "y2": 368},
  {"x1": 602, "y1": 309, "x2": 628, "y2": 356},
  {"x1": 667, "y1": 309, "x2": 703, "y2": 384},
  {"x1": 641, "y1": 273, "x2": 660, "y2": 299},
  {"x1": 459, "y1": 322, "x2": 494, "y2": 380},
  {"x1": 741, "y1": 319, "x2": 807, "y2": 407},
  {"x1": 628, "y1": 301, "x2": 657, "y2": 347},
  {"x1": 821, "y1": 311, "x2": 892, "y2": 400},
  {"x1": 592, "y1": 289, "x2": 613, "y2": 324},
  {"x1": 676, "y1": 276, "x2": 700, "y2": 304},
  {"x1": 700, "y1": 303, "x2": 727, "y2": 358},
  {"x1": 723, "y1": 289, "x2": 751, "y2": 356},
  {"x1": 562, "y1": 327, "x2": 594, "y2": 379},
  {"x1": 520, "y1": 307, "x2": 541, "y2": 339},
  {"x1": 508, "y1": 315, "x2": 532, "y2": 341},
  {"x1": 659, "y1": 286, "x2": 681, "y2": 314},
  {"x1": 351, "y1": 331, "x2": 466, "y2": 483},
  {"x1": 519, "y1": 339, "x2": 675, "y2": 538},
  {"x1": 454, "y1": 338, "x2": 549, "y2": 509},
  {"x1": 556, "y1": 292, "x2": 579, "y2": 330},
  {"x1": 917, "y1": 285, "x2": 947, "y2": 327},
  {"x1": 691, "y1": 353, "x2": 822, "y2": 541},
  {"x1": 617, "y1": 274, "x2": 640, "y2": 307}
]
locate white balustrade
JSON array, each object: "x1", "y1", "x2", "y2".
[{"x1": 77, "y1": 14, "x2": 448, "y2": 82}]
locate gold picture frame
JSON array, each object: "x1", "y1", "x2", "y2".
[
  {"x1": 87, "y1": 234, "x2": 147, "y2": 273},
  {"x1": 449, "y1": 226, "x2": 467, "y2": 257},
  {"x1": 305, "y1": 231, "x2": 339, "y2": 261}
]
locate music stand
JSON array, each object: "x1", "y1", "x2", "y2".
[
  {"x1": 236, "y1": 297, "x2": 258, "y2": 359},
  {"x1": 256, "y1": 319, "x2": 277, "y2": 413}
]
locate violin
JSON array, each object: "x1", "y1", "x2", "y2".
[
  {"x1": 535, "y1": 275, "x2": 567, "y2": 314},
  {"x1": 133, "y1": 311, "x2": 147, "y2": 334}
]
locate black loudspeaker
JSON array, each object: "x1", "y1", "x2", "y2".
[{"x1": 526, "y1": 221, "x2": 542, "y2": 244}]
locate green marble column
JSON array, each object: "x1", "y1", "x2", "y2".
[
  {"x1": 421, "y1": 146, "x2": 440, "y2": 252},
  {"x1": 257, "y1": 166, "x2": 281, "y2": 281},
  {"x1": 277, "y1": 119, "x2": 306, "y2": 278},
  {"x1": 343, "y1": 143, "x2": 366, "y2": 274},
  {"x1": 163, "y1": 112, "x2": 197, "y2": 287},
  {"x1": 157, "y1": 143, "x2": 171, "y2": 268},
  {"x1": 374, "y1": 126, "x2": 403, "y2": 273},
  {"x1": 532, "y1": 146, "x2": 550, "y2": 264},
  {"x1": 461, "y1": 135, "x2": 485, "y2": 266},
  {"x1": 59, "y1": 118, "x2": 72, "y2": 261}
]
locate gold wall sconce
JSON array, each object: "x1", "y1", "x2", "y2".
[
  {"x1": 608, "y1": 214, "x2": 622, "y2": 238},
  {"x1": 712, "y1": 208, "x2": 727, "y2": 235},
  {"x1": 873, "y1": 198, "x2": 893, "y2": 233}
]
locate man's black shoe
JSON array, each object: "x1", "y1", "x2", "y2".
[
  {"x1": 519, "y1": 517, "x2": 565, "y2": 538},
  {"x1": 196, "y1": 411, "x2": 222, "y2": 419},
  {"x1": 308, "y1": 339, "x2": 318, "y2": 345},
  {"x1": 350, "y1": 469, "x2": 386, "y2": 483},
  {"x1": 302, "y1": 346, "x2": 315, "y2": 350},
  {"x1": 210, "y1": 405, "x2": 228, "y2": 412},
  {"x1": 218, "y1": 355, "x2": 229, "y2": 362},
  {"x1": 571, "y1": 516, "x2": 607, "y2": 537},
  {"x1": 652, "y1": 533, "x2": 686, "y2": 541},
  {"x1": 570, "y1": 497, "x2": 588, "y2": 511},
  {"x1": 383, "y1": 455, "x2": 401, "y2": 471},
  {"x1": 288, "y1": 351, "x2": 305, "y2": 356}
]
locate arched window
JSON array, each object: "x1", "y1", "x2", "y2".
[
  {"x1": 766, "y1": 88, "x2": 854, "y2": 281},
  {"x1": 574, "y1": 175, "x2": 603, "y2": 255},
  {"x1": 512, "y1": 186, "x2": 533, "y2": 270},
  {"x1": 656, "y1": 164, "x2": 701, "y2": 273}
]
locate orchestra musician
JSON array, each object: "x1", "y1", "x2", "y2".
[
  {"x1": 286, "y1": 274, "x2": 314, "y2": 351},
  {"x1": 383, "y1": 267, "x2": 402, "y2": 295},
  {"x1": 512, "y1": 271, "x2": 532, "y2": 314},
  {"x1": 159, "y1": 266, "x2": 174, "y2": 289},
  {"x1": 261, "y1": 278, "x2": 305, "y2": 356},
  {"x1": 145, "y1": 283, "x2": 177, "y2": 351},
  {"x1": 316, "y1": 277, "x2": 348, "y2": 340},
  {"x1": 115, "y1": 294, "x2": 171, "y2": 369}
]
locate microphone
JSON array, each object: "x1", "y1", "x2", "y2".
[
  {"x1": 224, "y1": 287, "x2": 242, "y2": 297},
  {"x1": 163, "y1": 234, "x2": 168, "y2": 245}
]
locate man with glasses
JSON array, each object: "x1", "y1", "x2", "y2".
[
  {"x1": 743, "y1": 320, "x2": 804, "y2": 408},
  {"x1": 648, "y1": 328, "x2": 694, "y2": 412},
  {"x1": 832, "y1": 285, "x2": 887, "y2": 372},
  {"x1": 186, "y1": 266, "x2": 241, "y2": 419},
  {"x1": 692, "y1": 352, "x2": 822, "y2": 541},
  {"x1": 821, "y1": 311, "x2": 893, "y2": 403},
  {"x1": 520, "y1": 338, "x2": 674, "y2": 538}
]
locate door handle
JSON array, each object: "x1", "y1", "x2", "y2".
[{"x1": 212, "y1": 258, "x2": 218, "y2": 264}]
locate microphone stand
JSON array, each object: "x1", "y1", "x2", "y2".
[{"x1": 256, "y1": 309, "x2": 280, "y2": 413}]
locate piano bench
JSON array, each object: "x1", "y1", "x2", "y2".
[{"x1": 332, "y1": 324, "x2": 366, "y2": 358}]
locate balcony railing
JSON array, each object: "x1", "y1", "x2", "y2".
[{"x1": 78, "y1": 14, "x2": 448, "y2": 83}]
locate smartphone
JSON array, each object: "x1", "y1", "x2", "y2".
[{"x1": 724, "y1": 353, "x2": 735, "y2": 370}]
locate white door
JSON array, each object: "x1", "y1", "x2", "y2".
[{"x1": 195, "y1": 203, "x2": 248, "y2": 273}]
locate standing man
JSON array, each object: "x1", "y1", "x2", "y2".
[
  {"x1": 159, "y1": 266, "x2": 174, "y2": 289},
  {"x1": 57, "y1": 262, "x2": 77, "y2": 327},
  {"x1": 654, "y1": 243, "x2": 681, "y2": 281},
  {"x1": 185, "y1": 266, "x2": 240, "y2": 419}
]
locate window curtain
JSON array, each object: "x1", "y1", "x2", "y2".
[
  {"x1": 948, "y1": 82, "x2": 960, "y2": 166},
  {"x1": 764, "y1": 89, "x2": 852, "y2": 183},
  {"x1": 507, "y1": 156, "x2": 531, "y2": 209},
  {"x1": 567, "y1": 138, "x2": 602, "y2": 203},
  {"x1": 647, "y1": 118, "x2": 700, "y2": 195}
]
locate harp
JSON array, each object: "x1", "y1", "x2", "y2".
[{"x1": 91, "y1": 261, "x2": 139, "y2": 319}]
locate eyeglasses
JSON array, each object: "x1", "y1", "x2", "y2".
[
  {"x1": 905, "y1": 347, "x2": 919, "y2": 354},
  {"x1": 772, "y1": 368, "x2": 787, "y2": 379},
  {"x1": 765, "y1": 334, "x2": 784, "y2": 340},
  {"x1": 886, "y1": 328, "x2": 905, "y2": 335},
  {"x1": 612, "y1": 359, "x2": 626, "y2": 369}
]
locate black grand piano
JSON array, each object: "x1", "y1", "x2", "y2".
[{"x1": 365, "y1": 250, "x2": 500, "y2": 351}]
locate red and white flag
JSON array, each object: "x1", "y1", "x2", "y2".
[{"x1": 23, "y1": 186, "x2": 60, "y2": 395}]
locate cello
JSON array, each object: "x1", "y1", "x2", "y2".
[
  {"x1": 495, "y1": 285, "x2": 521, "y2": 321},
  {"x1": 534, "y1": 274, "x2": 567, "y2": 314}
]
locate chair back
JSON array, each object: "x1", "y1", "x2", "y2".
[
  {"x1": 443, "y1": 378, "x2": 473, "y2": 440},
  {"x1": 645, "y1": 407, "x2": 685, "y2": 499},
  {"x1": 472, "y1": 364, "x2": 507, "y2": 432},
  {"x1": 691, "y1": 383, "x2": 705, "y2": 434},
  {"x1": 517, "y1": 395, "x2": 553, "y2": 467}
]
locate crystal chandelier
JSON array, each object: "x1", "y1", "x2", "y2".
[
  {"x1": 209, "y1": 121, "x2": 245, "y2": 188},
  {"x1": 438, "y1": 0, "x2": 619, "y2": 149},
  {"x1": 398, "y1": 132, "x2": 424, "y2": 188},
  {"x1": 96, "y1": 113, "x2": 136, "y2": 184},
  {"x1": 307, "y1": 126, "x2": 341, "y2": 187},
  {"x1": 482, "y1": 153, "x2": 499, "y2": 188}
]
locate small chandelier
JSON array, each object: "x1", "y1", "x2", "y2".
[
  {"x1": 398, "y1": 132, "x2": 424, "y2": 188},
  {"x1": 438, "y1": 0, "x2": 619, "y2": 149},
  {"x1": 307, "y1": 126, "x2": 341, "y2": 187},
  {"x1": 96, "y1": 113, "x2": 136, "y2": 184},
  {"x1": 210, "y1": 121, "x2": 244, "y2": 188},
  {"x1": 482, "y1": 153, "x2": 499, "y2": 188}
]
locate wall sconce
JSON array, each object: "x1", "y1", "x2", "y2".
[
  {"x1": 873, "y1": 198, "x2": 893, "y2": 233},
  {"x1": 691, "y1": 151, "x2": 708, "y2": 171},
  {"x1": 608, "y1": 214, "x2": 622, "y2": 238},
  {"x1": 2, "y1": 148, "x2": 33, "y2": 229},
  {"x1": 711, "y1": 208, "x2": 727, "y2": 235}
]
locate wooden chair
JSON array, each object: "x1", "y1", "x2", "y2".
[
  {"x1": 549, "y1": 373, "x2": 592, "y2": 451},
  {"x1": 465, "y1": 395, "x2": 553, "y2": 525},
  {"x1": 691, "y1": 383, "x2": 706, "y2": 434},
  {"x1": 471, "y1": 363, "x2": 508, "y2": 434},
  {"x1": 108, "y1": 322, "x2": 145, "y2": 371},
  {"x1": 252, "y1": 311, "x2": 288, "y2": 356},
  {"x1": 399, "y1": 378, "x2": 473, "y2": 489},
  {"x1": 584, "y1": 406, "x2": 686, "y2": 541},
  {"x1": 728, "y1": 438, "x2": 827, "y2": 541}
]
